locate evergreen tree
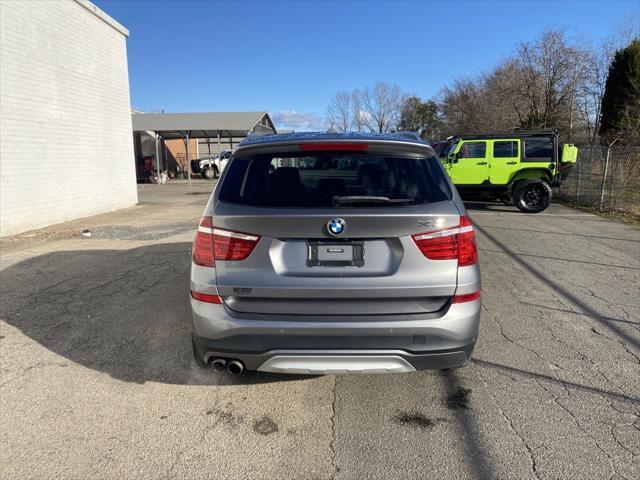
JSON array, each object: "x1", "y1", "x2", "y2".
[{"x1": 599, "y1": 39, "x2": 640, "y2": 144}]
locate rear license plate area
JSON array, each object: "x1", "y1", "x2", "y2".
[{"x1": 307, "y1": 241, "x2": 364, "y2": 267}]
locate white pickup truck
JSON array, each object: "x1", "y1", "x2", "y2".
[{"x1": 191, "y1": 150, "x2": 232, "y2": 180}]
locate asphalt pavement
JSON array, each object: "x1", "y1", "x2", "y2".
[{"x1": 1, "y1": 183, "x2": 638, "y2": 479}]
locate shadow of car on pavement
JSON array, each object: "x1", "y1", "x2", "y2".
[{"x1": 1, "y1": 242, "x2": 306, "y2": 386}]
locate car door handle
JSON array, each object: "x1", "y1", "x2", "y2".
[
  {"x1": 476, "y1": 161, "x2": 488, "y2": 165},
  {"x1": 506, "y1": 161, "x2": 517, "y2": 165}
]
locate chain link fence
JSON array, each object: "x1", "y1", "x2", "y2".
[{"x1": 559, "y1": 145, "x2": 640, "y2": 217}]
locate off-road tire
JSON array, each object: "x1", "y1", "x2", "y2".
[
  {"x1": 512, "y1": 179, "x2": 552, "y2": 213},
  {"x1": 203, "y1": 165, "x2": 219, "y2": 180}
]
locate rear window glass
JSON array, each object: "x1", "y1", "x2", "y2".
[
  {"x1": 219, "y1": 153, "x2": 452, "y2": 207},
  {"x1": 524, "y1": 138, "x2": 553, "y2": 161}
]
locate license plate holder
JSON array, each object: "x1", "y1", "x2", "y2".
[{"x1": 307, "y1": 241, "x2": 364, "y2": 267}]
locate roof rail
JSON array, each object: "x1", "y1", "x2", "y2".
[
  {"x1": 513, "y1": 128, "x2": 557, "y2": 133},
  {"x1": 448, "y1": 129, "x2": 559, "y2": 140},
  {"x1": 246, "y1": 130, "x2": 271, "y2": 139}
]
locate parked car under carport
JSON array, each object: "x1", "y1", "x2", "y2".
[{"x1": 191, "y1": 150, "x2": 232, "y2": 179}]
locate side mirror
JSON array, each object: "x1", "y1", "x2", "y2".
[{"x1": 450, "y1": 152, "x2": 459, "y2": 164}]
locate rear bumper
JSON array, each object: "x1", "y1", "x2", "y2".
[
  {"x1": 194, "y1": 345, "x2": 475, "y2": 373},
  {"x1": 191, "y1": 298, "x2": 480, "y2": 373}
]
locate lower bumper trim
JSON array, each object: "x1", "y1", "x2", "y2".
[
  {"x1": 257, "y1": 354, "x2": 416, "y2": 374},
  {"x1": 197, "y1": 344, "x2": 475, "y2": 373}
]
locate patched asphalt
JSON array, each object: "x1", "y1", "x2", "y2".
[{"x1": 1, "y1": 183, "x2": 638, "y2": 479}]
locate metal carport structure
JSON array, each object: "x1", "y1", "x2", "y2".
[{"x1": 131, "y1": 111, "x2": 276, "y2": 185}]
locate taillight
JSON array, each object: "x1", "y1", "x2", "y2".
[
  {"x1": 457, "y1": 216, "x2": 478, "y2": 266},
  {"x1": 191, "y1": 291, "x2": 222, "y2": 304},
  {"x1": 213, "y1": 228, "x2": 260, "y2": 261},
  {"x1": 412, "y1": 215, "x2": 477, "y2": 266},
  {"x1": 193, "y1": 218, "x2": 260, "y2": 265},
  {"x1": 192, "y1": 217, "x2": 215, "y2": 267},
  {"x1": 452, "y1": 291, "x2": 481, "y2": 304}
]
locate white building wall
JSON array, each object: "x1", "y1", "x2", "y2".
[{"x1": 0, "y1": 0, "x2": 137, "y2": 236}]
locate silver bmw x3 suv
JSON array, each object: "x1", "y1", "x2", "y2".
[{"x1": 190, "y1": 132, "x2": 481, "y2": 375}]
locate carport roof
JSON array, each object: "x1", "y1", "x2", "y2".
[{"x1": 131, "y1": 111, "x2": 275, "y2": 139}]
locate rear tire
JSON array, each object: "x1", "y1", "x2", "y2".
[
  {"x1": 512, "y1": 179, "x2": 552, "y2": 213},
  {"x1": 203, "y1": 166, "x2": 218, "y2": 180}
]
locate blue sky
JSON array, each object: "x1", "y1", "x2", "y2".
[{"x1": 96, "y1": 0, "x2": 639, "y2": 130}]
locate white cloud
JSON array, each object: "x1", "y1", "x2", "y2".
[
  {"x1": 272, "y1": 110, "x2": 327, "y2": 131},
  {"x1": 357, "y1": 110, "x2": 372, "y2": 123}
]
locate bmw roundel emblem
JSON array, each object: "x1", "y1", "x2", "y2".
[{"x1": 327, "y1": 218, "x2": 346, "y2": 236}]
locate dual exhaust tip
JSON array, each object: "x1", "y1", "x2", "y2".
[{"x1": 210, "y1": 358, "x2": 244, "y2": 375}]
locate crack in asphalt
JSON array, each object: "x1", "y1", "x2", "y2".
[
  {"x1": 329, "y1": 375, "x2": 339, "y2": 480},
  {"x1": 539, "y1": 267, "x2": 640, "y2": 364},
  {"x1": 480, "y1": 299, "x2": 639, "y2": 468},
  {"x1": 531, "y1": 308, "x2": 639, "y2": 400},
  {"x1": 474, "y1": 364, "x2": 540, "y2": 479},
  {"x1": 610, "y1": 424, "x2": 638, "y2": 459},
  {"x1": 537, "y1": 379, "x2": 622, "y2": 479},
  {"x1": 524, "y1": 255, "x2": 640, "y2": 362},
  {"x1": 483, "y1": 302, "x2": 550, "y2": 367},
  {"x1": 477, "y1": 225, "x2": 640, "y2": 365},
  {"x1": 584, "y1": 287, "x2": 635, "y2": 322}
]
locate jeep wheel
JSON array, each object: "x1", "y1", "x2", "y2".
[
  {"x1": 203, "y1": 166, "x2": 218, "y2": 180},
  {"x1": 513, "y1": 180, "x2": 552, "y2": 213}
]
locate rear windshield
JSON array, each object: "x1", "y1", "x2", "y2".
[{"x1": 218, "y1": 153, "x2": 452, "y2": 207}]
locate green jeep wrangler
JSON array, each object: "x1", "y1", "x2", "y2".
[{"x1": 438, "y1": 131, "x2": 577, "y2": 213}]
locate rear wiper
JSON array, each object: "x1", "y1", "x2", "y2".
[{"x1": 332, "y1": 195, "x2": 413, "y2": 206}]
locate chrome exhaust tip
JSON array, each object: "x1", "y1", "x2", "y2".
[
  {"x1": 210, "y1": 358, "x2": 227, "y2": 373},
  {"x1": 227, "y1": 360, "x2": 244, "y2": 376}
]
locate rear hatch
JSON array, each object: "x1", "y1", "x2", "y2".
[{"x1": 212, "y1": 140, "x2": 461, "y2": 317}]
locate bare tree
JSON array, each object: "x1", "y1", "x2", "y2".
[
  {"x1": 577, "y1": 37, "x2": 616, "y2": 145},
  {"x1": 326, "y1": 91, "x2": 352, "y2": 132},
  {"x1": 480, "y1": 60, "x2": 530, "y2": 131},
  {"x1": 358, "y1": 82, "x2": 405, "y2": 133},
  {"x1": 616, "y1": 12, "x2": 640, "y2": 46},
  {"x1": 515, "y1": 30, "x2": 589, "y2": 136},
  {"x1": 440, "y1": 78, "x2": 483, "y2": 135},
  {"x1": 351, "y1": 89, "x2": 364, "y2": 132},
  {"x1": 439, "y1": 29, "x2": 594, "y2": 140}
]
